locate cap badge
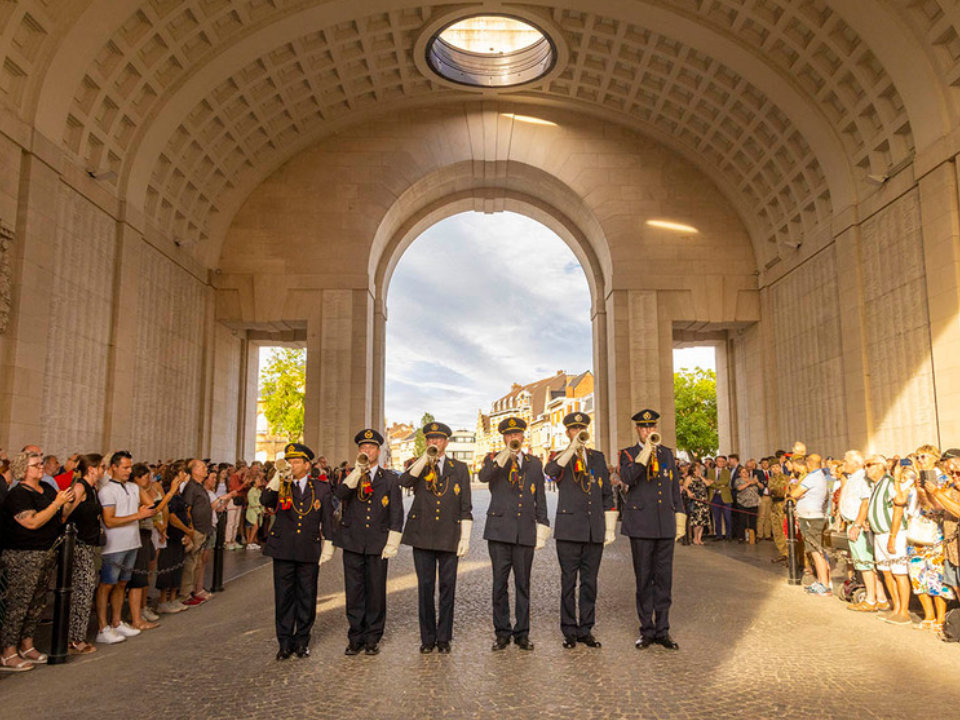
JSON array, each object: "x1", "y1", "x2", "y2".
[
  {"x1": 364, "y1": 430, "x2": 373, "y2": 439},
  {"x1": 431, "y1": 424, "x2": 438, "y2": 431},
  {"x1": 575, "y1": 414, "x2": 582, "y2": 422}
]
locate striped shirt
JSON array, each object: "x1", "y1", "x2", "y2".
[{"x1": 867, "y1": 474, "x2": 905, "y2": 534}]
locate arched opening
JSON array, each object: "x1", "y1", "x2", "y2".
[{"x1": 382, "y1": 211, "x2": 593, "y2": 472}]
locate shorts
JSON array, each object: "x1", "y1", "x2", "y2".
[
  {"x1": 874, "y1": 531, "x2": 908, "y2": 575},
  {"x1": 798, "y1": 517, "x2": 826, "y2": 555},
  {"x1": 100, "y1": 548, "x2": 139, "y2": 585},
  {"x1": 126, "y1": 530, "x2": 154, "y2": 589},
  {"x1": 848, "y1": 528, "x2": 875, "y2": 571}
]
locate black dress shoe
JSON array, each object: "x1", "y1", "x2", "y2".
[
  {"x1": 656, "y1": 635, "x2": 679, "y2": 650},
  {"x1": 436, "y1": 642, "x2": 451, "y2": 654},
  {"x1": 491, "y1": 637, "x2": 510, "y2": 652},
  {"x1": 420, "y1": 643, "x2": 435, "y2": 654},
  {"x1": 577, "y1": 634, "x2": 602, "y2": 648},
  {"x1": 276, "y1": 647, "x2": 293, "y2": 661},
  {"x1": 365, "y1": 643, "x2": 380, "y2": 656},
  {"x1": 562, "y1": 637, "x2": 577, "y2": 649},
  {"x1": 344, "y1": 643, "x2": 363, "y2": 656},
  {"x1": 514, "y1": 636, "x2": 534, "y2": 651},
  {"x1": 635, "y1": 636, "x2": 655, "y2": 649},
  {"x1": 295, "y1": 646, "x2": 310, "y2": 658}
]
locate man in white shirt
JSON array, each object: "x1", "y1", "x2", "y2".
[
  {"x1": 840, "y1": 450, "x2": 888, "y2": 612},
  {"x1": 96, "y1": 451, "x2": 156, "y2": 644}
]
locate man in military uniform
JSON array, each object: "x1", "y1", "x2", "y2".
[
  {"x1": 333, "y1": 429, "x2": 403, "y2": 656},
  {"x1": 400, "y1": 422, "x2": 473, "y2": 654},
  {"x1": 618, "y1": 409, "x2": 682, "y2": 651},
  {"x1": 260, "y1": 443, "x2": 336, "y2": 660},
  {"x1": 544, "y1": 412, "x2": 617, "y2": 649},
  {"x1": 768, "y1": 459, "x2": 790, "y2": 563},
  {"x1": 478, "y1": 417, "x2": 550, "y2": 651}
]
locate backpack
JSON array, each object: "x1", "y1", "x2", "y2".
[{"x1": 941, "y1": 609, "x2": 960, "y2": 642}]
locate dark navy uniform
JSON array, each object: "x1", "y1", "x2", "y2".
[
  {"x1": 334, "y1": 464, "x2": 403, "y2": 650},
  {"x1": 400, "y1": 448, "x2": 472, "y2": 649},
  {"x1": 478, "y1": 423, "x2": 549, "y2": 646},
  {"x1": 545, "y1": 444, "x2": 613, "y2": 643},
  {"x1": 261, "y1": 444, "x2": 336, "y2": 657},
  {"x1": 618, "y1": 409, "x2": 683, "y2": 646}
]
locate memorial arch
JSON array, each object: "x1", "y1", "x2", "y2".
[{"x1": 2, "y1": 1, "x2": 960, "y2": 463}]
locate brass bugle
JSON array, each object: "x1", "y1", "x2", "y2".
[
  {"x1": 425, "y1": 445, "x2": 440, "y2": 461},
  {"x1": 356, "y1": 451, "x2": 370, "y2": 467},
  {"x1": 649, "y1": 432, "x2": 661, "y2": 446},
  {"x1": 274, "y1": 457, "x2": 291, "y2": 479},
  {"x1": 508, "y1": 438, "x2": 522, "y2": 452},
  {"x1": 577, "y1": 430, "x2": 589, "y2": 444}
]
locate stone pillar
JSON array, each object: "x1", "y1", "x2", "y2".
[
  {"x1": 833, "y1": 225, "x2": 872, "y2": 452},
  {"x1": 0, "y1": 153, "x2": 58, "y2": 448},
  {"x1": 591, "y1": 301, "x2": 610, "y2": 456},
  {"x1": 715, "y1": 337, "x2": 735, "y2": 453},
  {"x1": 371, "y1": 298, "x2": 387, "y2": 433},
  {"x1": 101, "y1": 222, "x2": 142, "y2": 451},
  {"x1": 919, "y1": 161, "x2": 960, "y2": 445},
  {"x1": 304, "y1": 289, "x2": 372, "y2": 464},
  {"x1": 606, "y1": 289, "x2": 662, "y2": 454}
]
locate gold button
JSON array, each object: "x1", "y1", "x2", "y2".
[
  {"x1": 297, "y1": 530, "x2": 301, "y2": 534},
  {"x1": 366, "y1": 523, "x2": 370, "y2": 528}
]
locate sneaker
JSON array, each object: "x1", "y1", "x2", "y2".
[
  {"x1": 96, "y1": 627, "x2": 127, "y2": 644},
  {"x1": 247, "y1": 543, "x2": 261, "y2": 550},
  {"x1": 182, "y1": 595, "x2": 206, "y2": 606},
  {"x1": 804, "y1": 582, "x2": 824, "y2": 594},
  {"x1": 810, "y1": 583, "x2": 832, "y2": 597},
  {"x1": 114, "y1": 622, "x2": 141, "y2": 638},
  {"x1": 157, "y1": 601, "x2": 185, "y2": 614},
  {"x1": 142, "y1": 607, "x2": 160, "y2": 622},
  {"x1": 196, "y1": 590, "x2": 214, "y2": 600}
]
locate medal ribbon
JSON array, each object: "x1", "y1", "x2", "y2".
[{"x1": 358, "y1": 469, "x2": 373, "y2": 502}]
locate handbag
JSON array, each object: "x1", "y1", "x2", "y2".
[{"x1": 906, "y1": 514, "x2": 940, "y2": 545}]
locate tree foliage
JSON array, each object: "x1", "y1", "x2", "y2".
[
  {"x1": 413, "y1": 412, "x2": 435, "y2": 456},
  {"x1": 260, "y1": 348, "x2": 306, "y2": 442},
  {"x1": 674, "y1": 367, "x2": 718, "y2": 459}
]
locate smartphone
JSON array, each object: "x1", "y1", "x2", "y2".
[
  {"x1": 899, "y1": 458, "x2": 912, "y2": 467},
  {"x1": 151, "y1": 498, "x2": 162, "y2": 509}
]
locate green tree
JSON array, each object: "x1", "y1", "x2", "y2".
[
  {"x1": 259, "y1": 348, "x2": 306, "y2": 442},
  {"x1": 674, "y1": 367, "x2": 718, "y2": 459},
  {"x1": 413, "y1": 412, "x2": 435, "y2": 456}
]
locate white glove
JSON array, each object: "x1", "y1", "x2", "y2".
[
  {"x1": 535, "y1": 523, "x2": 551, "y2": 550},
  {"x1": 675, "y1": 512, "x2": 687, "y2": 540},
  {"x1": 555, "y1": 441, "x2": 578, "y2": 468},
  {"x1": 494, "y1": 446, "x2": 513, "y2": 468},
  {"x1": 381, "y1": 530, "x2": 402, "y2": 559},
  {"x1": 457, "y1": 519, "x2": 473, "y2": 557},
  {"x1": 343, "y1": 466, "x2": 362, "y2": 489},
  {"x1": 267, "y1": 472, "x2": 282, "y2": 492},
  {"x1": 408, "y1": 453, "x2": 429, "y2": 478},
  {"x1": 319, "y1": 541, "x2": 335, "y2": 565},
  {"x1": 604, "y1": 510, "x2": 618, "y2": 545},
  {"x1": 637, "y1": 440, "x2": 654, "y2": 466}
]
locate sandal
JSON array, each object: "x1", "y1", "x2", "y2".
[
  {"x1": 18, "y1": 647, "x2": 48, "y2": 664},
  {"x1": 0, "y1": 651, "x2": 34, "y2": 672},
  {"x1": 69, "y1": 642, "x2": 97, "y2": 655},
  {"x1": 132, "y1": 621, "x2": 159, "y2": 631},
  {"x1": 913, "y1": 619, "x2": 935, "y2": 631}
]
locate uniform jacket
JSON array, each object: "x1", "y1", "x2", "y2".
[
  {"x1": 618, "y1": 443, "x2": 682, "y2": 539},
  {"x1": 261, "y1": 477, "x2": 335, "y2": 563},
  {"x1": 333, "y1": 466, "x2": 403, "y2": 555},
  {"x1": 545, "y1": 449, "x2": 614, "y2": 543},
  {"x1": 399, "y1": 456, "x2": 472, "y2": 553},
  {"x1": 478, "y1": 453, "x2": 548, "y2": 546}
]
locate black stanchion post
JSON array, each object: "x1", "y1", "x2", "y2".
[
  {"x1": 212, "y1": 511, "x2": 227, "y2": 593},
  {"x1": 49, "y1": 523, "x2": 77, "y2": 665},
  {"x1": 785, "y1": 499, "x2": 801, "y2": 585}
]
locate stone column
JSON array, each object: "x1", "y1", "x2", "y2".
[
  {"x1": 715, "y1": 338, "x2": 735, "y2": 453},
  {"x1": 0, "y1": 153, "x2": 59, "y2": 448},
  {"x1": 591, "y1": 301, "x2": 610, "y2": 456},
  {"x1": 371, "y1": 297, "x2": 387, "y2": 433},
  {"x1": 919, "y1": 161, "x2": 960, "y2": 445}
]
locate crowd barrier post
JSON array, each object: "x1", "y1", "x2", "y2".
[
  {"x1": 212, "y1": 511, "x2": 227, "y2": 593},
  {"x1": 49, "y1": 523, "x2": 77, "y2": 665},
  {"x1": 785, "y1": 499, "x2": 802, "y2": 585}
]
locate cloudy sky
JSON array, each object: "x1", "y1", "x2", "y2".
[{"x1": 383, "y1": 211, "x2": 715, "y2": 431}]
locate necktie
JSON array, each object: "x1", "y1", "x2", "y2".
[{"x1": 359, "y1": 469, "x2": 372, "y2": 500}]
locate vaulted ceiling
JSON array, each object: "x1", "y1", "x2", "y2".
[{"x1": 2, "y1": 1, "x2": 957, "y2": 267}]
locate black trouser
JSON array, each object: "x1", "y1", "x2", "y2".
[
  {"x1": 629, "y1": 537, "x2": 674, "y2": 640},
  {"x1": 343, "y1": 549, "x2": 388, "y2": 646},
  {"x1": 556, "y1": 539, "x2": 603, "y2": 640},
  {"x1": 488, "y1": 540, "x2": 535, "y2": 640},
  {"x1": 732, "y1": 499, "x2": 745, "y2": 540},
  {"x1": 413, "y1": 548, "x2": 459, "y2": 645},
  {"x1": 272, "y1": 559, "x2": 319, "y2": 651}
]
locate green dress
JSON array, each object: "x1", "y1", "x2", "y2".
[{"x1": 245, "y1": 486, "x2": 263, "y2": 525}]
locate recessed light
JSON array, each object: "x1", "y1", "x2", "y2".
[
  {"x1": 501, "y1": 113, "x2": 557, "y2": 127},
  {"x1": 646, "y1": 219, "x2": 699, "y2": 234}
]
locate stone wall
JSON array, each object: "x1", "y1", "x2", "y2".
[
  {"x1": 208, "y1": 323, "x2": 242, "y2": 463},
  {"x1": 130, "y1": 243, "x2": 207, "y2": 461},
  {"x1": 39, "y1": 184, "x2": 116, "y2": 457}
]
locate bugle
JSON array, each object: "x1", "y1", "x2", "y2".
[
  {"x1": 648, "y1": 432, "x2": 661, "y2": 446},
  {"x1": 508, "y1": 438, "x2": 522, "y2": 452},
  {"x1": 356, "y1": 451, "x2": 370, "y2": 468},
  {"x1": 577, "y1": 430, "x2": 590, "y2": 445},
  {"x1": 425, "y1": 445, "x2": 440, "y2": 462},
  {"x1": 274, "y1": 457, "x2": 292, "y2": 478}
]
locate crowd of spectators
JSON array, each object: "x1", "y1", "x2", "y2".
[{"x1": 0, "y1": 445, "x2": 279, "y2": 673}]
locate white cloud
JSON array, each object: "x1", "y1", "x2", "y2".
[
  {"x1": 674, "y1": 346, "x2": 717, "y2": 372},
  {"x1": 385, "y1": 211, "x2": 592, "y2": 428}
]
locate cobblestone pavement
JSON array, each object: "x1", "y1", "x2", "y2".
[{"x1": 5, "y1": 489, "x2": 960, "y2": 719}]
